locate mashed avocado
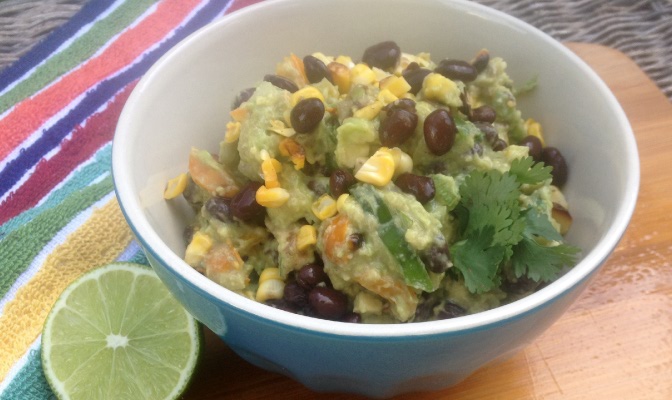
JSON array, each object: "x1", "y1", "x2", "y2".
[{"x1": 171, "y1": 42, "x2": 578, "y2": 323}]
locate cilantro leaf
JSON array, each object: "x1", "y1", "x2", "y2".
[
  {"x1": 450, "y1": 226, "x2": 506, "y2": 293},
  {"x1": 511, "y1": 208, "x2": 580, "y2": 281},
  {"x1": 509, "y1": 156, "x2": 552, "y2": 185},
  {"x1": 460, "y1": 170, "x2": 524, "y2": 246},
  {"x1": 511, "y1": 237, "x2": 580, "y2": 281}
]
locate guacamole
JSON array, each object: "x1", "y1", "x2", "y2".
[{"x1": 165, "y1": 41, "x2": 578, "y2": 323}]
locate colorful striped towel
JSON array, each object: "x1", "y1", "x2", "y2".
[{"x1": 0, "y1": 1, "x2": 261, "y2": 398}]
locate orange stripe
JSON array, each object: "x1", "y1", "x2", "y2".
[{"x1": 0, "y1": 0, "x2": 202, "y2": 160}]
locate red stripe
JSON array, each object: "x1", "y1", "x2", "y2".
[
  {"x1": 0, "y1": 0, "x2": 202, "y2": 161},
  {"x1": 225, "y1": 0, "x2": 265, "y2": 14},
  {"x1": 0, "y1": 82, "x2": 136, "y2": 225}
]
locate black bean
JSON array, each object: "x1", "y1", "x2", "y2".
[
  {"x1": 379, "y1": 108, "x2": 418, "y2": 147},
  {"x1": 474, "y1": 122, "x2": 498, "y2": 144},
  {"x1": 231, "y1": 87, "x2": 255, "y2": 110},
  {"x1": 435, "y1": 59, "x2": 478, "y2": 82},
  {"x1": 263, "y1": 74, "x2": 299, "y2": 93},
  {"x1": 230, "y1": 182, "x2": 265, "y2": 223},
  {"x1": 519, "y1": 135, "x2": 543, "y2": 162},
  {"x1": 459, "y1": 91, "x2": 471, "y2": 118},
  {"x1": 307, "y1": 179, "x2": 328, "y2": 196},
  {"x1": 437, "y1": 302, "x2": 466, "y2": 319},
  {"x1": 471, "y1": 142, "x2": 484, "y2": 157},
  {"x1": 472, "y1": 49, "x2": 490, "y2": 74},
  {"x1": 308, "y1": 287, "x2": 348, "y2": 320},
  {"x1": 205, "y1": 197, "x2": 232, "y2": 222},
  {"x1": 541, "y1": 147, "x2": 568, "y2": 187},
  {"x1": 395, "y1": 173, "x2": 436, "y2": 204},
  {"x1": 303, "y1": 55, "x2": 334, "y2": 84},
  {"x1": 362, "y1": 40, "x2": 401, "y2": 71},
  {"x1": 347, "y1": 233, "x2": 364, "y2": 251},
  {"x1": 329, "y1": 169, "x2": 356, "y2": 198},
  {"x1": 341, "y1": 313, "x2": 361, "y2": 323},
  {"x1": 265, "y1": 299, "x2": 299, "y2": 313},
  {"x1": 502, "y1": 276, "x2": 540, "y2": 295},
  {"x1": 470, "y1": 105, "x2": 496, "y2": 123},
  {"x1": 492, "y1": 138, "x2": 508, "y2": 152},
  {"x1": 296, "y1": 263, "x2": 328, "y2": 289},
  {"x1": 420, "y1": 245, "x2": 451, "y2": 273},
  {"x1": 290, "y1": 98, "x2": 325, "y2": 133},
  {"x1": 414, "y1": 296, "x2": 438, "y2": 322},
  {"x1": 283, "y1": 281, "x2": 308, "y2": 307},
  {"x1": 402, "y1": 68, "x2": 431, "y2": 95},
  {"x1": 423, "y1": 108, "x2": 456, "y2": 156},
  {"x1": 382, "y1": 98, "x2": 416, "y2": 113},
  {"x1": 183, "y1": 226, "x2": 195, "y2": 246},
  {"x1": 404, "y1": 61, "x2": 420, "y2": 72}
]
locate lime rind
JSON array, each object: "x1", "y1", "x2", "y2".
[{"x1": 41, "y1": 263, "x2": 201, "y2": 400}]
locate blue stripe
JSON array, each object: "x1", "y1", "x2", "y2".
[
  {"x1": 0, "y1": 0, "x2": 113, "y2": 92},
  {"x1": 0, "y1": 0, "x2": 233, "y2": 198},
  {"x1": 0, "y1": 347, "x2": 56, "y2": 400}
]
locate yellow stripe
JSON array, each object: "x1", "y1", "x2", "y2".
[{"x1": 0, "y1": 198, "x2": 133, "y2": 381}]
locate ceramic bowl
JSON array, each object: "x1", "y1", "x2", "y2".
[{"x1": 112, "y1": 0, "x2": 639, "y2": 397}]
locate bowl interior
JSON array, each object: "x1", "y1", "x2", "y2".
[{"x1": 113, "y1": 0, "x2": 638, "y2": 334}]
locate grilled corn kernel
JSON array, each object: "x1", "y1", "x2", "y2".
[
  {"x1": 184, "y1": 232, "x2": 213, "y2": 266},
  {"x1": 336, "y1": 193, "x2": 350, "y2": 213},
  {"x1": 230, "y1": 107, "x2": 248, "y2": 122},
  {"x1": 524, "y1": 118, "x2": 546, "y2": 146},
  {"x1": 296, "y1": 225, "x2": 317, "y2": 251},
  {"x1": 389, "y1": 147, "x2": 413, "y2": 177},
  {"x1": 422, "y1": 73, "x2": 462, "y2": 107},
  {"x1": 355, "y1": 148, "x2": 395, "y2": 186},
  {"x1": 353, "y1": 100, "x2": 384, "y2": 120},
  {"x1": 256, "y1": 185, "x2": 290, "y2": 208},
  {"x1": 291, "y1": 86, "x2": 325, "y2": 107},
  {"x1": 328, "y1": 62, "x2": 352, "y2": 94},
  {"x1": 377, "y1": 89, "x2": 398, "y2": 106},
  {"x1": 259, "y1": 267, "x2": 282, "y2": 284},
  {"x1": 278, "y1": 138, "x2": 305, "y2": 170},
  {"x1": 379, "y1": 75, "x2": 411, "y2": 98},
  {"x1": 268, "y1": 119, "x2": 297, "y2": 137},
  {"x1": 312, "y1": 194, "x2": 338, "y2": 220},
  {"x1": 261, "y1": 158, "x2": 281, "y2": 188},
  {"x1": 311, "y1": 52, "x2": 333, "y2": 65},
  {"x1": 350, "y1": 63, "x2": 377, "y2": 86},
  {"x1": 335, "y1": 55, "x2": 354, "y2": 67},
  {"x1": 224, "y1": 121, "x2": 241, "y2": 143},
  {"x1": 256, "y1": 279, "x2": 285, "y2": 302},
  {"x1": 163, "y1": 173, "x2": 188, "y2": 199}
]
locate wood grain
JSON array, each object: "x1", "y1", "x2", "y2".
[{"x1": 183, "y1": 43, "x2": 672, "y2": 400}]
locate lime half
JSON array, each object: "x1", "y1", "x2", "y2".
[{"x1": 41, "y1": 263, "x2": 201, "y2": 400}]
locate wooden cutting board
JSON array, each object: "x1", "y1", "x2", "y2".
[{"x1": 183, "y1": 43, "x2": 672, "y2": 400}]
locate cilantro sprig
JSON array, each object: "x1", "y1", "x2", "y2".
[{"x1": 450, "y1": 158, "x2": 579, "y2": 294}]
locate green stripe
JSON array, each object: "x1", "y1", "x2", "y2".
[
  {"x1": 0, "y1": 347, "x2": 56, "y2": 400},
  {"x1": 0, "y1": 145, "x2": 112, "y2": 237},
  {"x1": 0, "y1": 0, "x2": 158, "y2": 114},
  {"x1": 0, "y1": 176, "x2": 113, "y2": 299}
]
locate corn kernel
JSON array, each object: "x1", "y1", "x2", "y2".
[
  {"x1": 355, "y1": 148, "x2": 395, "y2": 186},
  {"x1": 256, "y1": 185, "x2": 290, "y2": 208},
  {"x1": 372, "y1": 67, "x2": 390, "y2": 82},
  {"x1": 524, "y1": 118, "x2": 546, "y2": 146},
  {"x1": 184, "y1": 232, "x2": 213, "y2": 266},
  {"x1": 256, "y1": 279, "x2": 285, "y2": 302},
  {"x1": 163, "y1": 173, "x2": 188, "y2": 199},
  {"x1": 224, "y1": 121, "x2": 241, "y2": 143},
  {"x1": 261, "y1": 158, "x2": 280, "y2": 188},
  {"x1": 353, "y1": 100, "x2": 383, "y2": 120},
  {"x1": 328, "y1": 62, "x2": 351, "y2": 94},
  {"x1": 278, "y1": 138, "x2": 305, "y2": 170},
  {"x1": 388, "y1": 147, "x2": 413, "y2": 177},
  {"x1": 380, "y1": 75, "x2": 411, "y2": 98},
  {"x1": 267, "y1": 119, "x2": 297, "y2": 137},
  {"x1": 291, "y1": 86, "x2": 325, "y2": 107},
  {"x1": 311, "y1": 52, "x2": 333, "y2": 65},
  {"x1": 350, "y1": 63, "x2": 377, "y2": 86},
  {"x1": 230, "y1": 107, "x2": 248, "y2": 122},
  {"x1": 312, "y1": 194, "x2": 338, "y2": 220},
  {"x1": 422, "y1": 73, "x2": 462, "y2": 107},
  {"x1": 336, "y1": 193, "x2": 350, "y2": 213},
  {"x1": 377, "y1": 89, "x2": 398, "y2": 106},
  {"x1": 296, "y1": 225, "x2": 317, "y2": 251},
  {"x1": 354, "y1": 292, "x2": 383, "y2": 315},
  {"x1": 259, "y1": 267, "x2": 282, "y2": 284},
  {"x1": 335, "y1": 55, "x2": 354, "y2": 67}
]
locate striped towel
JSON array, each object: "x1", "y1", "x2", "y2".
[{"x1": 0, "y1": 1, "x2": 261, "y2": 398}]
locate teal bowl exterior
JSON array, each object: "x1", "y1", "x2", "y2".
[{"x1": 112, "y1": 0, "x2": 638, "y2": 397}]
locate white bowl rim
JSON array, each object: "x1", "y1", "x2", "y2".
[{"x1": 112, "y1": 0, "x2": 640, "y2": 338}]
